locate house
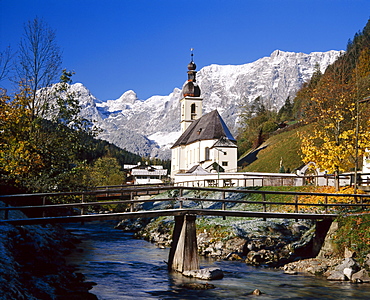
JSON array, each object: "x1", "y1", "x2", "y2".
[
  {"x1": 170, "y1": 56, "x2": 238, "y2": 178},
  {"x1": 124, "y1": 163, "x2": 168, "y2": 185}
]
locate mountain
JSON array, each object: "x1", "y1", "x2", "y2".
[{"x1": 73, "y1": 49, "x2": 343, "y2": 159}]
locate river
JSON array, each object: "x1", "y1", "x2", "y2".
[{"x1": 64, "y1": 221, "x2": 370, "y2": 300}]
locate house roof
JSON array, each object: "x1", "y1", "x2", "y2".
[
  {"x1": 186, "y1": 165, "x2": 210, "y2": 174},
  {"x1": 211, "y1": 136, "x2": 238, "y2": 148},
  {"x1": 171, "y1": 110, "x2": 236, "y2": 148},
  {"x1": 131, "y1": 169, "x2": 168, "y2": 176}
]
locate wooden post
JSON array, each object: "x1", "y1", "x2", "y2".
[
  {"x1": 178, "y1": 189, "x2": 184, "y2": 208},
  {"x1": 294, "y1": 195, "x2": 299, "y2": 213},
  {"x1": 42, "y1": 196, "x2": 46, "y2": 217},
  {"x1": 295, "y1": 195, "x2": 299, "y2": 222},
  {"x1": 130, "y1": 192, "x2": 134, "y2": 212},
  {"x1": 262, "y1": 194, "x2": 267, "y2": 221},
  {"x1": 81, "y1": 194, "x2": 85, "y2": 215},
  {"x1": 81, "y1": 194, "x2": 85, "y2": 225},
  {"x1": 168, "y1": 214, "x2": 199, "y2": 273},
  {"x1": 222, "y1": 191, "x2": 226, "y2": 220}
]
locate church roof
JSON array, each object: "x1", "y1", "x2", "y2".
[{"x1": 171, "y1": 110, "x2": 236, "y2": 148}]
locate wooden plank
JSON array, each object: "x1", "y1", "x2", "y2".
[{"x1": 1, "y1": 209, "x2": 337, "y2": 225}]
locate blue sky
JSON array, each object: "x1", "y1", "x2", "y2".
[{"x1": 1, "y1": 0, "x2": 369, "y2": 101}]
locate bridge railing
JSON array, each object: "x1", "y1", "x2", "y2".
[
  {"x1": 0, "y1": 185, "x2": 369, "y2": 222},
  {"x1": 173, "y1": 173, "x2": 370, "y2": 188}
]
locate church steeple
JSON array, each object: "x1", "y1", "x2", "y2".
[{"x1": 180, "y1": 49, "x2": 203, "y2": 132}]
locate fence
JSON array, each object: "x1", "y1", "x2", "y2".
[
  {"x1": 0, "y1": 186, "x2": 369, "y2": 223},
  {"x1": 173, "y1": 173, "x2": 360, "y2": 188}
]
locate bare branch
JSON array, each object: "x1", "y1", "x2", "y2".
[
  {"x1": 0, "y1": 46, "x2": 13, "y2": 83},
  {"x1": 15, "y1": 17, "x2": 62, "y2": 119}
]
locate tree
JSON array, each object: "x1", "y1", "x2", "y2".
[
  {"x1": 15, "y1": 18, "x2": 62, "y2": 121},
  {"x1": 237, "y1": 96, "x2": 278, "y2": 155},
  {"x1": 293, "y1": 63, "x2": 323, "y2": 120},
  {"x1": 299, "y1": 48, "x2": 370, "y2": 190},
  {"x1": 0, "y1": 85, "x2": 44, "y2": 188},
  {"x1": 277, "y1": 96, "x2": 293, "y2": 122},
  {"x1": 0, "y1": 70, "x2": 100, "y2": 192},
  {"x1": 0, "y1": 46, "x2": 13, "y2": 83},
  {"x1": 90, "y1": 156, "x2": 125, "y2": 186}
]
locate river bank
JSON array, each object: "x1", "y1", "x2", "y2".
[
  {"x1": 115, "y1": 188, "x2": 370, "y2": 284},
  {"x1": 0, "y1": 201, "x2": 97, "y2": 300},
  {"x1": 117, "y1": 213, "x2": 370, "y2": 284},
  {"x1": 66, "y1": 221, "x2": 370, "y2": 299}
]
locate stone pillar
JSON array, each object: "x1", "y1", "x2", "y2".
[{"x1": 168, "y1": 214, "x2": 199, "y2": 272}]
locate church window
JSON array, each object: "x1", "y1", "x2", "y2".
[
  {"x1": 191, "y1": 103, "x2": 196, "y2": 120},
  {"x1": 205, "y1": 147, "x2": 210, "y2": 161}
]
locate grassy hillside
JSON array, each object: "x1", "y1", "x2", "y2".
[{"x1": 239, "y1": 124, "x2": 312, "y2": 173}]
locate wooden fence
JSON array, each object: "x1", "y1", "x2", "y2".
[{"x1": 0, "y1": 186, "x2": 369, "y2": 223}]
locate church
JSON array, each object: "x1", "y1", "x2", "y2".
[{"x1": 170, "y1": 56, "x2": 238, "y2": 178}]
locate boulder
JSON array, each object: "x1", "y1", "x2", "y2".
[
  {"x1": 225, "y1": 252, "x2": 242, "y2": 261},
  {"x1": 327, "y1": 271, "x2": 347, "y2": 281},
  {"x1": 182, "y1": 268, "x2": 224, "y2": 280},
  {"x1": 343, "y1": 267, "x2": 355, "y2": 280},
  {"x1": 252, "y1": 289, "x2": 262, "y2": 295},
  {"x1": 365, "y1": 254, "x2": 370, "y2": 269},
  {"x1": 283, "y1": 265, "x2": 298, "y2": 275},
  {"x1": 334, "y1": 258, "x2": 361, "y2": 274},
  {"x1": 325, "y1": 257, "x2": 361, "y2": 281},
  {"x1": 180, "y1": 283, "x2": 215, "y2": 290},
  {"x1": 352, "y1": 269, "x2": 370, "y2": 283},
  {"x1": 344, "y1": 247, "x2": 356, "y2": 258},
  {"x1": 306, "y1": 264, "x2": 328, "y2": 276},
  {"x1": 246, "y1": 251, "x2": 264, "y2": 265}
]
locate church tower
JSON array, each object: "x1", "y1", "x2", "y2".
[
  {"x1": 171, "y1": 51, "x2": 238, "y2": 179},
  {"x1": 180, "y1": 51, "x2": 203, "y2": 132}
]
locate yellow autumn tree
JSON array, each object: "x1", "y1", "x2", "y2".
[
  {"x1": 299, "y1": 51, "x2": 370, "y2": 188},
  {"x1": 1, "y1": 73, "x2": 98, "y2": 193},
  {"x1": 0, "y1": 86, "x2": 45, "y2": 184}
]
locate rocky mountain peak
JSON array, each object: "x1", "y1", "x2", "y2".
[{"x1": 73, "y1": 49, "x2": 343, "y2": 159}]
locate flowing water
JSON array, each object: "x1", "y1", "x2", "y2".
[{"x1": 64, "y1": 221, "x2": 370, "y2": 300}]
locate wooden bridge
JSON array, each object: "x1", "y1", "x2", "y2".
[{"x1": 1, "y1": 185, "x2": 369, "y2": 273}]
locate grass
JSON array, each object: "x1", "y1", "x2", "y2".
[
  {"x1": 240, "y1": 124, "x2": 313, "y2": 173},
  {"x1": 335, "y1": 214, "x2": 370, "y2": 264}
]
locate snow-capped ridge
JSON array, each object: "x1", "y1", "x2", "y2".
[{"x1": 74, "y1": 49, "x2": 343, "y2": 159}]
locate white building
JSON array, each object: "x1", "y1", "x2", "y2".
[
  {"x1": 362, "y1": 149, "x2": 370, "y2": 184},
  {"x1": 171, "y1": 57, "x2": 238, "y2": 178},
  {"x1": 124, "y1": 164, "x2": 168, "y2": 185}
]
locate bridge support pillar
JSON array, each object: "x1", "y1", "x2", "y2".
[{"x1": 168, "y1": 214, "x2": 199, "y2": 272}]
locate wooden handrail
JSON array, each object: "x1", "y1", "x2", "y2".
[{"x1": 0, "y1": 185, "x2": 369, "y2": 222}]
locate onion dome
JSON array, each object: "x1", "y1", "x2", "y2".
[
  {"x1": 182, "y1": 81, "x2": 201, "y2": 97},
  {"x1": 188, "y1": 61, "x2": 196, "y2": 70},
  {"x1": 182, "y1": 50, "x2": 201, "y2": 97}
]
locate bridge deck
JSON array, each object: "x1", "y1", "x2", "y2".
[{"x1": 1, "y1": 208, "x2": 338, "y2": 226}]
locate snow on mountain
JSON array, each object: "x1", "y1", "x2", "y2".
[
  {"x1": 74, "y1": 49, "x2": 343, "y2": 159},
  {"x1": 197, "y1": 50, "x2": 343, "y2": 132}
]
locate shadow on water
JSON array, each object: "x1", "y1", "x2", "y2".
[{"x1": 64, "y1": 221, "x2": 370, "y2": 300}]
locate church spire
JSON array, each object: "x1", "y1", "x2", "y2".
[
  {"x1": 180, "y1": 49, "x2": 203, "y2": 132},
  {"x1": 183, "y1": 48, "x2": 200, "y2": 97}
]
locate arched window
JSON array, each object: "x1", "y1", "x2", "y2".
[
  {"x1": 191, "y1": 103, "x2": 196, "y2": 120},
  {"x1": 205, "y1": 147, "x2": 210, "y2": 161}
]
